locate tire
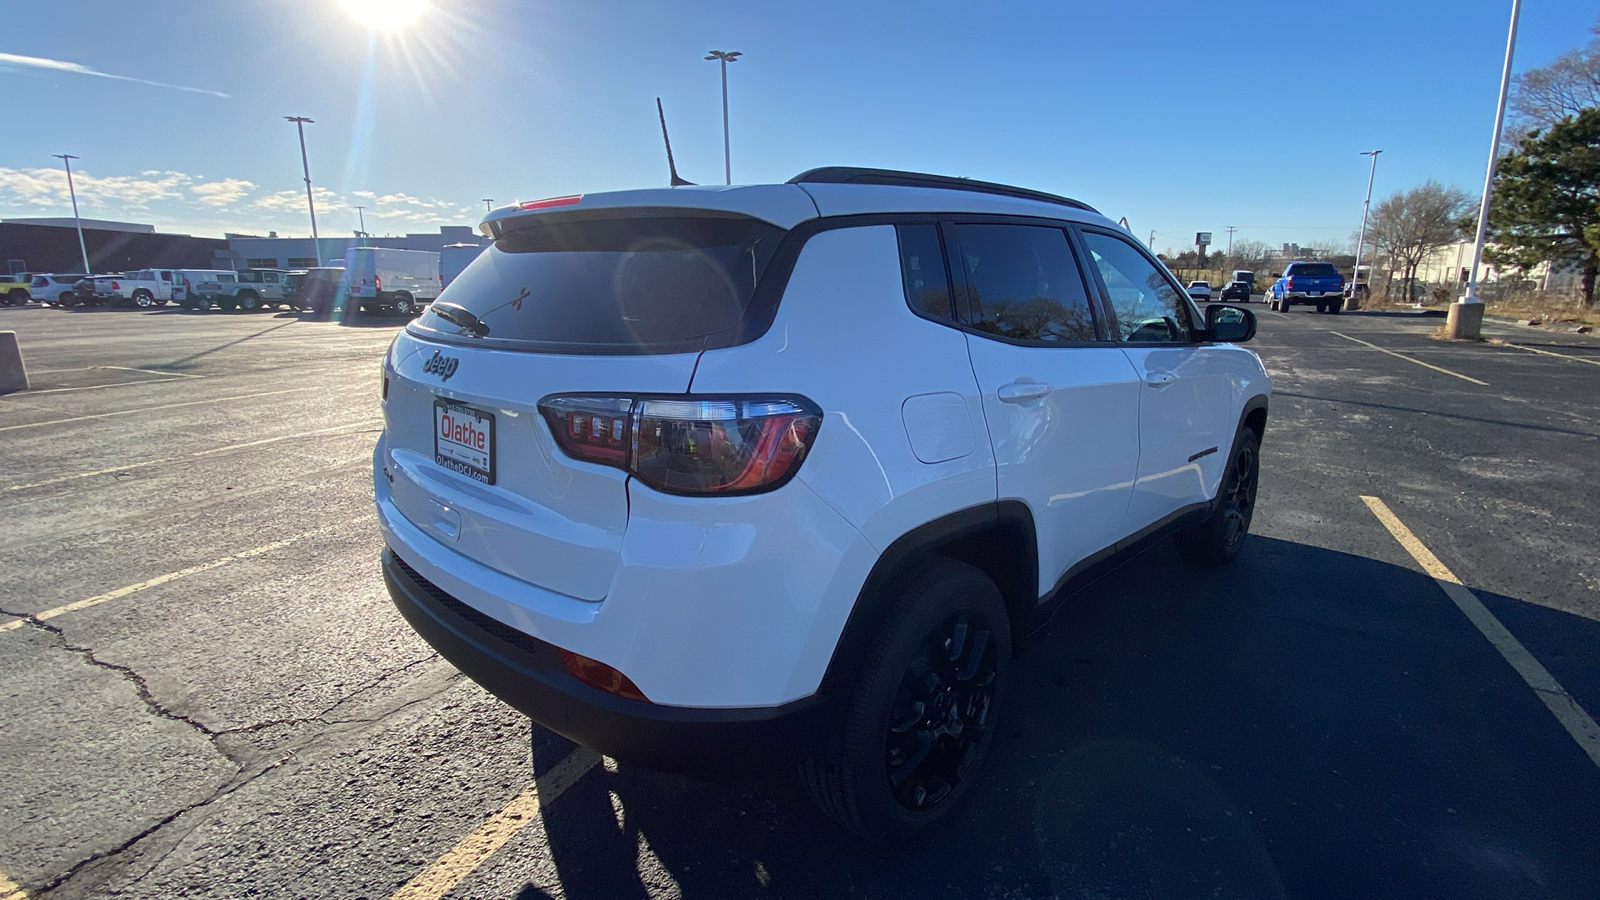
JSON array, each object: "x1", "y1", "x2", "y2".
[
  {"x1": 1175, "y1": 426, "x2": 1261, "y2": 567},
  {"x1": 133, "y1": 289, "x2": 155, "y2": 308},
  {"x1": 801, "y1": 559, "x2": 1010, "y2": 844},
  {"x1": 1326, "y1": 302, "x2": 1341, "y2": 315},
  {"x1": 237, "y1": 291, "x2": 260, "y2": 311},
  {"x1": 392, "y1": 292, "x2": 416, "y2": 316},
  {"x1": 5, "y1": 289, "x2": 25, "y2": 306},
  {"x1": 217, "y1": 297, "x2": 238, "y2": 312}
]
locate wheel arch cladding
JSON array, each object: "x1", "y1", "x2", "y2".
[
  {"x1": 821, "y1": 501, "x2": 1038, "y2": 691},
  {"x1": 1241, "y1": 396, "x2": 1268, "y2": 443}
]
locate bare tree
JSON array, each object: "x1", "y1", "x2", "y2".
[
  {"x1": 1366, "y1": 182, "x2": 1473, "y2": 303},
  {"x1": 1512, "y1": 17, "x2": 1600, "y2": 130}
]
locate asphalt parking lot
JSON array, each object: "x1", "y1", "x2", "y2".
[{"x1": 2, "y1": 302, "x2": 1598, "y2": 899}]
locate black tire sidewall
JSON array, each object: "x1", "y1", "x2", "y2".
[{"x1": 832, "y1": 560, "x2": 1010, "y2": 844}]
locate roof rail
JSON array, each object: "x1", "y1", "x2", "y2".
[{"x1": 788, "y1": 167, "x2": 1098, "y2": 214}]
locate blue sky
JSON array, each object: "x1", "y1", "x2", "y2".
[{"x1": 0, "y1": 0, "x2": 1593, "y2": 254}]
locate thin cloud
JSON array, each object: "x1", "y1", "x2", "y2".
[{"x1": 0, "y1": 51, "x2": 228, "y2": 98}]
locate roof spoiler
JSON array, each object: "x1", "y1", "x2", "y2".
[{"x1": 788, "y1": 167, "x2": 1097, "y2": 214}]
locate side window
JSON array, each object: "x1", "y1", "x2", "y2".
[
  {"x1": 1079, "y1": 231, "x2": 1194, "y2": 343},
  {"x1": 263, "y1": 271, "x2": 279, "y2": 283},
  {"x1": 159, "y1": 270, "x2": 172, "y2": 280},
  {"x1": 896, "y1": 224, "x2": 952, "y2": 319},
  {"x1": 952, "y1": 224, "x2": 1097, "y2": 343}
]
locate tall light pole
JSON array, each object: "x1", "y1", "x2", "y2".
[
  {"x1": 1452, "y1": 0, "x2": 1522, "y2": 340},
  {"x1": 285, "y1": 116, "x2": 322, "y2": 266},
  {"x1": 354, "y1": 205, "x2": 369, "y2": 246},
  {"x1": 482, "y1": 198, "x2": 494, "y2": 212},
  {"x1": 1349, "y1": 150, "x2": 1382, "y2": 311},
  {"x1": 705, "y1": 50, "x2": 742, "y2": 185},
  {"x1": 52, "y1": 154, "x2": 92, "y2": 275}
]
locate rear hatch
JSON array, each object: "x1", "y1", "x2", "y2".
[{"x1": 382, "y1": 207, "x2": 792, "y2": 601}]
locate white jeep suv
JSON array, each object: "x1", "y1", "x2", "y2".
[{"x1": 374, "y1": 168, "x2": 1270, "y2": 843}]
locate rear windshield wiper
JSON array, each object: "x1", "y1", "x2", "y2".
[{"x1": 431, "y1": 301, "x2": 490, "y2": 337}]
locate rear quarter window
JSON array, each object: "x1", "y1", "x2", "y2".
[{"x1": 414, "y1": 214, "x2": 785, "y2": 352}]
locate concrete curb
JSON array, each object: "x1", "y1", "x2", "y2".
[{"x1": 0, "y1": 331, "x2": 28, "y2": 395}]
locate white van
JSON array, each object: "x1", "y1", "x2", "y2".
[
  {"x1": 172, "y1": 269, "x2": 241, "y2": 310},
  {"x1": 343, "y1": 248, "x2": 441, "y2": 316}
]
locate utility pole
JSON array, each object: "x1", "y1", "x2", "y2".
[
  {"x1": 1349, "y1": 150, "x2": 1382, "y2": 310},
  {"x1": 705, "y1": 50, "x2": 742, "y2": 185},
  {"x1": 52, "y1": 154, "x2": 92, "y2": 275},
  {"x1": 482, "y1": 199, "x2": 493, "y2": 213},
  {"x1": 1452, "y1": 0, "x2": 1521, "y2": 339},
  {"x1": 1148, "y1": 230, "x2": 1155, "y2": 250},
  {"x1": 285, "y1": 116, "x2": 322, "y2": 266}
]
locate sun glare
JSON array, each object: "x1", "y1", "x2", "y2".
[{"x1": 337, "y1": 0, "x2": 430, "y2": 31}]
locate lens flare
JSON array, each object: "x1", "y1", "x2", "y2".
[{"x1": 337, "y1": 0, "x2": 429, "y2": 31}]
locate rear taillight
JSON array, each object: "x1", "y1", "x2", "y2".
[
  {"x1": 1286, "y1": 277, "x2": 1295, "y2": 290},
  {"x1": 375, "y1": 275, "x2": 382, "y2": 292},
  {"x1": 560, "y1": 649, "x2": 647, "y2": 701},
  {"x1": 537, "y1": 394, "x2": 822, "y2": 496},
  {"x1": 110, "y1": 281, "x2": 119, "y2": 290}
]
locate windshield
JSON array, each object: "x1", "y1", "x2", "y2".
[{"x1": 413, "y1": 214, "x2": 785, "y2": 352}]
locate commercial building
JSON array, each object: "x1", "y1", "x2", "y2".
[
  {"x1": 224, "y1": 226, "x2": 486, "y2": 271},
  {"x1": 1, "y1": 219, "x2": 229, "y2": 275}
]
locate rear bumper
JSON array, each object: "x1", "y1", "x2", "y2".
[
  {"x1": 1283, "y1": 291, "x2": 1340, "y2": 301},
  {"x1": 381, "y1": 548, "x2": 831, "y2": 777}
]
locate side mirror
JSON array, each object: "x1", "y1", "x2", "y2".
[{"x1": 1206, "y1": 304, "x2": 1256, "y2": 343}]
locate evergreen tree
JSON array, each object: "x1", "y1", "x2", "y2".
[{"x1": 1486, "y1": 108, "x2": 1600, "y2": 306}]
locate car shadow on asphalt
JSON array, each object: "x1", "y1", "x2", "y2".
[{"x1": 506, "y1": 537, "x2": 1600, "y2": 900}]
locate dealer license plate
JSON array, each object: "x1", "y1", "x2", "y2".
[
  {"x1": 1308, "y1": 291, "x2": 1324, "y2": 296},
  {"x1": 434, "y1": 399, "x2": 495, "y2": 484}
]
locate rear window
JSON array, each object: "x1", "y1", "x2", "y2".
[
  {"x1": 415, "y1": 214, "x2": 785, "y2": 351},
  {"x1": 1289, "y1": 263, "x2": 1338, "y2": 277}
]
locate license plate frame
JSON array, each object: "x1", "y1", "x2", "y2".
[{"x1": 433, "y1": 398, "x2": 496, "y2": 485}]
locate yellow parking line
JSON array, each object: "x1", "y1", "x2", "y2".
[
  {"x1": 3, "y1": 420, "x2": 381, "y2": 493},
  {"x1": 1330, "y1": 331, "x2": 1488, "y2": 386},
  {"x1": 0, "y1": 867, "x2": 27, "y2": 900},
  {"x1": 389, "y1": 748, "x2": 602, "y2": 900},
  {"x1": 0, "y1": 387, "x2": 320, "y2": 433},
  {"x1": 1502, "y1": 342, "x2": 1600, "y2": 368},
  {"x1": 1361, "y1": 496, "x2": 1600, "y2": 770},
  {"x1": 0, "y1": 517, "x2": 364, "y2": 635}
]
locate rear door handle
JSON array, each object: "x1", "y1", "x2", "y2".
[
  {"x1": 1144, "y1": 371, "x2": 1178, "y2": 389},
  {"x1": 997, "y1": 382, "x2": 1053, "y2": 403}
]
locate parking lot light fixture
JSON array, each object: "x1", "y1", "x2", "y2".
[
  {"x1": 1349, "y1": 150, "x2": 1382, "y2": 311},
  {"x1": 1453, "y1": 0, "x2": 1522, "y2": 339},
  {"x1": 51, "y1": 154, "x2": 92, "y2": 276},
  {"x1": 285, "y1": 116, "x2": 323, "y2": 266},
  {"x1": 705, "y1": 50, "x2": 742, "y2": 185}
]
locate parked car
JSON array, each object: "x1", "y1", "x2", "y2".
[
  {"x1": 26, "y1": 274, "x2": 86, "y2": 305},
  {"x1": 1231, "y1": 270, "x2": 1256, "y2": 291},
  {"x1": 171, "y1": 269, "x2": 244, "y2": 310},
  {"x1": 91, "y1": 269, "x2": 182, "y2": 307},
  {"x1": 1187, "y1": 280, "x2": 1213, "y2": 301},
  {"x1": 1, "y1": 272, "x2": 29, "y2": 305},
  {"x1": 375, "y1": 167, "x2": 1270, "y2": 844},
  {"x1": 1268, "y1": 262, "x2": 1345, "y2": 313},
  {"x1": 194, "y1": 268, "x2": 292, "y2": 311},
  {"x1": 71, "y1": 274, "x2": 125, "y2": 307},
  {"x1": 287, "y1": 267, "x2": 346, "y2": 316},
  {"x1": 1220, "y1": 280, "x2": 1252, "y2": 302},
  {"x1": 343, "y1": 247, "x2": 441, "y2": 315}
]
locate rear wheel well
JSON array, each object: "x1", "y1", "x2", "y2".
[{"x1": 822, "y1": 504, "x2": 1038, "y2": 693}]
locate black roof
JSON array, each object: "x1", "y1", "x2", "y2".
[{"x1": 788, "y1": 167, "x2": 1098, "y2": 214}]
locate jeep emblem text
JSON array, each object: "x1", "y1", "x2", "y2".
[{"x1": 422, "y1": 350, "x2": 459, "y2": 381}]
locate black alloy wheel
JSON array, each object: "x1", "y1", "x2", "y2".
[
  {"x1": 801, "y1": 559, "x2": 1010, "y2": 844},
  {"x1": 885, "y1": 610, "x2": 999, "y2": 812},
  {"x1": 1175, "y1": 426, "x2": 1261, "y2": 566}
]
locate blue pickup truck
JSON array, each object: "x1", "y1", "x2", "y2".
[{"x1": 1268, "y1": 262, "x2": 1345, "y2": 314}]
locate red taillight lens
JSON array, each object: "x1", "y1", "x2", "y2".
[
  {"x1": 1286, "y1": 277, "x2": 1295, "y2": 290},
  {"x1": 375, "y1": 275, "x2": 381, "y2": 292},
  {"x1": 110, "y1": 281, "x2": 119, "y2": 289},
  {"x1": 518, "y1": 194, "x2": 582, "y2": 210},
  {"x1": 539, "y1": 396, "x2": 633, "y2": 466},
  {"x1": 560, "y1": 649, "x2": 648, "y2": 701},
  {"x1": 537, "y1": 394, "x2": 822, "y2": 496}
]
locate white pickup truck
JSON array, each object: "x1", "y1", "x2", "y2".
[
  {"x1": 90, "y1": 269, "x2": 182, "y2": 307},
  {"x1": 191, "y1": 269, "x2": 294, "y2": 312}
]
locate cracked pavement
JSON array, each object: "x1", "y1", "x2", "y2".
[{"x1": 2, "y1": 304, "x2": 1598, "y2": 899}]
